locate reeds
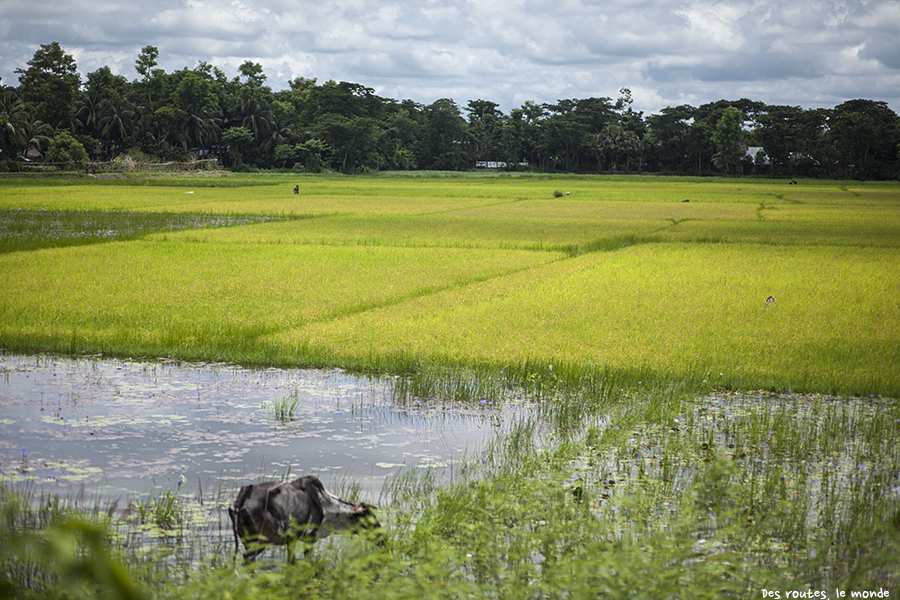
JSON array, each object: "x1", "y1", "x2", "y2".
[
  {"x1": 3, "y1": 379, "x2": 898, "y2": 598},
  {"x1": 269, "y1": 390, "x2": 300, "y2": 422}
]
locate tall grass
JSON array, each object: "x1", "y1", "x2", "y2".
[
  {"x1": 278, "y1": 241, "x2": 900, "y2": 397},
  {"x1": 0, "y1": 241, "x2": 559, "y2": 365},
  {"x1": 3, "y1": 378, "x2": 898, "y2": 598},
  {"x1": 1, "y1": 173, "x2": 898, "y2": 597},
  {"x1": 1, "y1": 476, "x2": 240, "y2": 599}
]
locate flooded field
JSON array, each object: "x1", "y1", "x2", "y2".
[{"x1": 0, "y1": 353, "x2": 526, "y2": 502}]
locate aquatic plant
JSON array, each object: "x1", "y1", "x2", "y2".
[
  {"x1": 269, "y1": 391, "x2": 300, "y2": 422},
  {"x1": 135, "y1": 490, "x2": 183, "y2": 533}
]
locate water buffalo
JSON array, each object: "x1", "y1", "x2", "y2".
[{"x1": 228, "y1": 475, "x2": 381, "y2": 562}]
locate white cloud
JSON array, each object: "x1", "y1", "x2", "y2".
[{"x1": 0, "y1": 0, "x2": 897, "y2": 116}]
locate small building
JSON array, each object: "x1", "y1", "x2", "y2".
[
  {"x1": 24, "y1": 145, "x2": 43, "y2": 161},
  {"x1": 475, "y1": 160, "x2": 529, "y2": 169}
]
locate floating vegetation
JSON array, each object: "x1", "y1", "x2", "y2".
[{"x1": 0, "y1": 353, "x2": 525, "y2": 497}]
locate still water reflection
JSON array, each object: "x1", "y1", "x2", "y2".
[{"x1": 0, "y1": 353, "x2": 524, "y2": 499}]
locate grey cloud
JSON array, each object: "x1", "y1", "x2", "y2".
[
  {"x1": 0, "y1": 0, "x2": 896, "y2": 115},
  {"x1": 859, "y1": 38, "x2": 900, "y2": 70}
]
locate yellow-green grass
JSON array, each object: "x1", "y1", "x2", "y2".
[
  {"x1": 0, "y1": 240, "x2": 561, "y2": 360},
  {"x1": 267, "y1": 242, "x2": 900, "y2": 396},
  {"x1": 0, "y1": 177, "x2": 499, "y2": 215},
  {"x1": 658, "y1": 204, "x2": 900, "y2": 247},
  {"x1": 780, "y1": 181, "x2": 900, "y2": 206},
  {"x1": 151, "y1": 214, "x2": 659, "y2": 252},
  {"x1": 154, "y1": 197, "x2": 758, "y2": 252},
  {"x1": 3, "y1": 174, "x2": 894, "y2": 214},
  {"x1": 1, "y1": 174, "x2": 898, "y2": 396}
]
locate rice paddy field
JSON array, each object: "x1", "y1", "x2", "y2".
[{"x1": 1, "y1": 172, "x2": 899, "y2": 599}]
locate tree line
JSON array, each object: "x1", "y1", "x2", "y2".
[{"x1": 2, "y1": 42, "x2": 899, "y2": 179}]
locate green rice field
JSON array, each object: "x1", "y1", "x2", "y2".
[
  {"x1": 1, "y1": 174, "x2": 898, "y2": 396},
  {"x1": 1, "y1": 172, "x2": 899, "y2": 599}
]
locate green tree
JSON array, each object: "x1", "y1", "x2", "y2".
[
  {"x1": 828, "y1": 99, "x2": 900, "y2": 179},
  {"x1": 497, "y1": 108, "x2": 526, "y2": 168},
  {"x1": 315, "y1": 114, "x2": 381, "y2": 172},
  {"x1": 754, "y1": 105, "x2": 806, "y2": 173},
  {"x1": 512, "y1": 101, "x2": 545, "y2": 168},
  {"x1": 171, "y1": 70, "x2": 221, "y2": 151},
  {"x1": 711, "y1": 106, "x2": 746, "y2": 175},
  {"x1": 420, "y1": 98, "x2": 469, "y2": 170},
  {"x1": 78, "y1": 66, "x2": 134, "y2": 158},
  {"x1": 597, "y1": 123, "x2": 624, "y2": 170},
  {"x1": 646, "y1": 105, "x2": 697, "y2": 172},
  {"x1": 238, "y1": 61, "x2": 267, "y2": 88},
  {"x1": 134, "y1": 46, "x2": 159, "y2": 81},
  {"x1": 295, "y1": 139, "x2": 330, "y2": 172},
  {"x1": 540, "y1": 97, "x2": 615, "y2": 171},
  {"x1": 26, "y1": 121, "x2": 55, "y2": 156},
  {"x1": 308, "y1": 81, "x2": 384, "y2": 122},
  {"x1": 0, "y1": 88, "x2": 31, "y2": 158},
  {"x1": 99, "y1": 97, "x2": 135, "y2": 150},
  {"x1": 84, "y1": 66, "x2": 128, "y2": 105},
  {"x1": 153, "y1": 106, "x2": 183, "y2": 146},
  {"x1": 76, "y1": 89, "x2": 105, "y2": 140},
  {"x1": 273, "y1": 143, "x2": 297, "y2": 167},
  {"x1": 540, "y1": 101, "x2": 586, "y2": 171},
  {"x1": 134, "y1": 46, "x2": 166, "y2": 113},
  {"x1": 173, "y1": 71, "x2": 217, "y2": 115},
  {"x1": 277, "y1": 77, "x2": 318, "y2": 127},
  {"x1": 15, "y1": 42, "x2": 81, "y2": 129},
  {"x1": 46, "y1": 130, "x2": 89, "y2": 169},
  {"x1": 378, "y1": 102, "x2": 422, "y2": 170},
  {"x1": 221, "y1": 125, "x2": 254, "y2": 166},
  {"x1": 466, "y1": 99, "x2": 503, "y2": 163},
  {"x1": 238, "y1": 95, "x2": 275, "y2": 147}
]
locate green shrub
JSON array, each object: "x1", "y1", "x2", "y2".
[{"x1": 45, "y1": 131, "x2": 89, "y2": 170}]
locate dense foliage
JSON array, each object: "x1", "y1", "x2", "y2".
[{"x1": 2, "y1": 42, "x2": 899, "y2": 178}]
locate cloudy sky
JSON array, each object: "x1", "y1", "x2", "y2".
[{"x1": 1, "y1": 0, "x2": 898, "y2": 115}]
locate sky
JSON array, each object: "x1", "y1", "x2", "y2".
[{"x1": 1, "y1": 0, "x2": 898, "y2": 116}]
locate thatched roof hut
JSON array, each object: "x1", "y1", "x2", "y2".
[{"x1": 24, "y1": 145, "x2": 43, "y2": 160}]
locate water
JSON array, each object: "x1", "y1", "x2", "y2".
[{"x1": 0, "y1": 353, "x2": 525, "y2": 502}]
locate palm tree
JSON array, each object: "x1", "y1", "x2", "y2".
[
  {"x1": 181, "y1": 107, "x2": 221, "y2": 152},
  {"x1": 621, "y1": 130, "x2": 643, "y2": 171},
  {"x1": 239, "y1": 96, "x2": 275, "y2": 145},
  {"x1": 0, "y1": 88, "x2": 31, "y2": 157},
  {"x1": 75, "y1": 89, "x2": 104, "y2": 139},
  {"x1": 27, "y1": 121, "x2": 54, "y2": 154},
  {"x1": 597, "y1": 123, "x2": 625, "y2": 170},
  {"x1": 99, "y1": 97, "x2": 135, "y2": 154},
  {"x1": 259, "y1": 115, "x2": 291, "y2": 155}
]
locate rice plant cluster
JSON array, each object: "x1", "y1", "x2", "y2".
[{"x1": 1, "y1": 173, "x2": 899, "y2": 598}]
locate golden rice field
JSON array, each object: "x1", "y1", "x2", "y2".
[{"x1": 1, "y1": 174, "x2": 898, "y2": 397}]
